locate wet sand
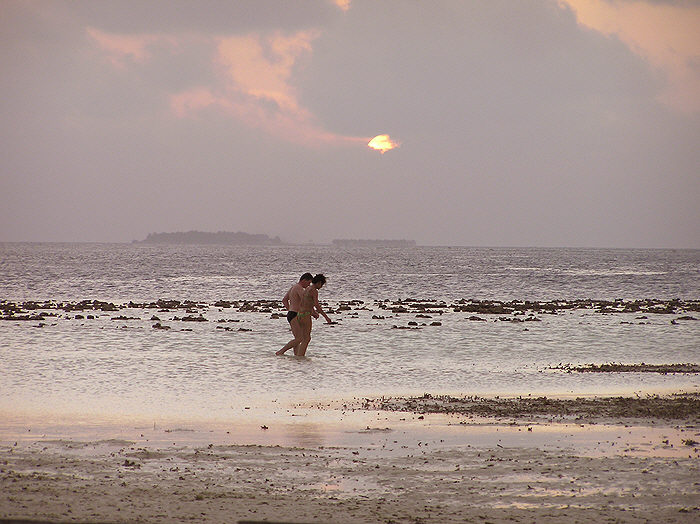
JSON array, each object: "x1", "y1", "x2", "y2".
[{"x1": 2, "y1": 394, "x2": 700, "y2": 523}]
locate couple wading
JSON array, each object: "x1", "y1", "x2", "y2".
[{"x1": 276, "y1": 273, "x2": 332, "y2": 356}]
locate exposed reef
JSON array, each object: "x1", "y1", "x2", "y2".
[
  {"x1": 548, "y1": 363, "x2": 700, "y2": 374},
  {"x1": 358, "y1": 392, "x2": 700, "y2": 422},
  {"x1": 2, "y1": 297, "x2": 699, "y2": 322}
]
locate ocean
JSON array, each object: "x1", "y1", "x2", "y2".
[{"x1": 1, "y1": 243, "x2": 698, "y2": 423}]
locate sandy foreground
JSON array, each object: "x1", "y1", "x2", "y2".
[{"x1": 1, "y1": 393, "x2": 700, "y2": 524}]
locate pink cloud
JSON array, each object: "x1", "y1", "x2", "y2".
[
  {"x1": 216, "y1": 32, "x2": 314, "y2": 114},
  {"x1": 87, "y1": 27, "x2": 176, "y2": 68},
  {"x1": 170, "y1": 88, "x2": 231, "y2": 118},
  {"x1": 171, "y1": 30, "x2": 368, "y2": 147},
  {"x1": 332, "y1": 0, "x2": 351, "y2": 12},
  {"x1": 88, "y1": 25, "x2": 377, "y2": 148},
  {"x1": 558, "y1": 0, "x2": 700, "y2": 113}
]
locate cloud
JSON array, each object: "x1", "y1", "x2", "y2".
[
  {"x1": 170, "y1": 88, "x2": 227, "y2": 117},
  {"x1": 87, "y1": 27, "x2": 176, "y2": 68},
  {"x1": 332, "y1": 0, "x2": 352, "y2": 12},
  {"x1": 88, "y1": 25, "x2": 369, "y2": 147},
  {"x1": 210, "y1": 31, "x2": 370, "y2": 145},
  {"x1": 217, "y1": 32, "x2": 316, "y2": 114},
  {"x1": 558, "y1": 0, "x2": 700, "y2": 112}
]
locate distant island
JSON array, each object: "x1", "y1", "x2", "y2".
[
  {"x1": 136, "y1": 231, "x2": 282, "y2": 245},
  {"x1": 332, "y1": 239, "x2": 416, "y2": 247}
]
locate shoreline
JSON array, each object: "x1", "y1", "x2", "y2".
[
  {"x1": 2, "y1": 392, "x2": 700, "y2": 522},
  {"x1": 3, "y1": 399, "x2": 699, "y2": 459},
  {"x1": 3, "y1": 390, "x2": 699, "y2": 439},
  {"x1": 3, "y1": 385, "x2": 699, "y2": 437}
]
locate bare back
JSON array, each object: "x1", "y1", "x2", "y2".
[{"x1": 287, "y1": 283, "x2": 305, "y2": 312}]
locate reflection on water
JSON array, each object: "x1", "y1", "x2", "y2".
[{"x1": 282, "y1": 422, "x2": 326, "y2": 448}]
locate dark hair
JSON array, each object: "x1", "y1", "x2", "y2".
[
  {"x1": 312, "y1": 273, "x2": 326, "y2": 285},
  {"x1": 299, "y1": 272, "x2": 313, "y2": 282}
]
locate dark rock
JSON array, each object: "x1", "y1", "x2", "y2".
[
  {"x1": 1, "y1": 314, "x2": 45, "y2": 321},
  {"x1": 214, "y1": 300, "x2": 234, "y2": 308},
  {"x1": 178, "y1": 315, "x2": 208, "y2": 322},
  {"x1": 156, "y1": 299, "x2": 181, "y2": 309}
]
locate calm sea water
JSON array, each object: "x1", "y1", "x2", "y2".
[{"x1": 1, "y1": 243, "x2": 699, "y2": 422}]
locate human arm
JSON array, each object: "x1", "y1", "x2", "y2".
[
  {"x1": 282, "y1": 289, "x2": 291, "y2": 311},
  {"x1": 313, "y1": 292, "x2": 332, "y2": 324}
]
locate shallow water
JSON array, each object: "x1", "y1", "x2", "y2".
[
  {"x1": 2, "y1": 243, "x2": 699, "y2": 302},
  {"x1": 1, "y1": 243, "x2": 698, "y2": 422}
]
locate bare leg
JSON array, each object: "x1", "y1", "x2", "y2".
[
  {"x1": 276, "y1": 318, "x2": 303, "y2": 355},
  {"x1": 296, "y1": 316, "x2": 313, "y2": 356},
  {"x1": 292, "y1": 318, "x2": 304, "y2": 356}
]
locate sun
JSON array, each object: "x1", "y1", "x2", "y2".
[{"x1": 367, "y1": 134, "x2": 400, "y2": 154}]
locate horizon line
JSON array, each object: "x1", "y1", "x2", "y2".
[{"x1": 0, "y1": 240, "x2": 698, "y2": 251}]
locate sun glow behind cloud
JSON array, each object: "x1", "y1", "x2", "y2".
[{"x1": 557, "y1": 0, "x2": 700, "y2": 113}]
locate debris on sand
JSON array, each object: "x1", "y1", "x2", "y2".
[
  {"x1": 360, "y1": 392, "x2": 700, "y2": 422},
  {"x1": 548, "y1": 363, "x2": 700, "y2": 374}
]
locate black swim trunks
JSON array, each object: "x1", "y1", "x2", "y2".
[{"x1": 287, "y1": 311, "x2": 298, "y2": 323}]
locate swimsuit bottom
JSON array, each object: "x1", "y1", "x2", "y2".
[
  {"x1": 297, "y1": 311, "x2": 312, "y2": 319},
  {"x1": 287, "y1": 311, "x2": 298, "y2": 323}
]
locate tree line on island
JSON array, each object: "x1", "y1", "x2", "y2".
[{"x1": 136, "y1": 231, "x2": 282, "y2": 245}]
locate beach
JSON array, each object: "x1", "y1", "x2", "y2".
[{"x1": 2, "y1": 393, "x2": 699, "y2": 523}]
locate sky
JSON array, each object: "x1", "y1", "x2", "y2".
[{"x1": 1, "y1": 0, "x2": 699, "y2": 248}]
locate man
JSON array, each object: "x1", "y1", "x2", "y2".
[
  {"x1": 276, "y1": 273, "x2": 313, "y2": 356},
  {"x1": 295, "y1": 274, "x2": 332, "y2": 357}
]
